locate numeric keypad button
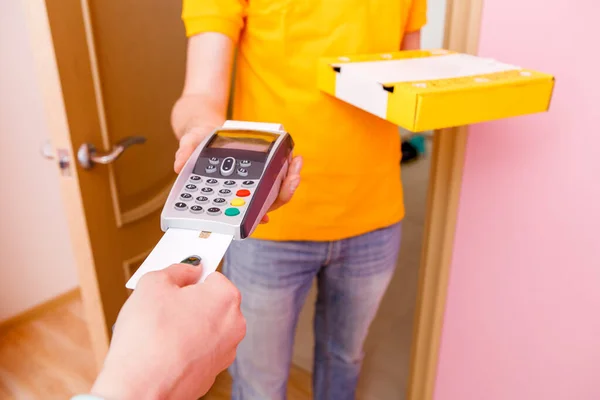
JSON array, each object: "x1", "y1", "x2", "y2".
[
  {"x1": 184, "y1": 184, "x2": 198, "y2": 192},
  {"x1": 200, "y1": 187, "x2": 214, "y2": 195},
  {"x1": 195, "y1": 196, "x2": 209, "y2": 204},
  {"x1": 189, "y1": 175, "x2": 202, "y2": 183},
  {"x1": 180, "y1": 193, "x2": 193, "y2": 201},
  {"x1": 207, "y1": 207, "x2": 222, "y2": 216},
  {"x1": 242, "y1": 180, "x2": 256, "y2": 188},
  {"x1": 190, "y1": 205, "x2": 204, "y2": 214},
  {"x1": 206, "y1": 179, "x2": 219, "y2": 186},
  {"x1": 174, "y1": 202, "x2": 188, "y2": 211},
  {"x1": 224, "y1": 180, "x2": 237, "y2": 188},
  {"x1": 218, "y1": 189, "x2": 232, "y2": 196},
  {"x1": 213, "y1": 197, "x2": 227, "y2": 206}
]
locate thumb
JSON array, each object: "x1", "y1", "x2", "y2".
[
  {"x1": 162, "y1": 262, "x2": 204, "y2": 288},
  {"x1": 174, "y1": 133, "x2": 204, "y2": 173}
]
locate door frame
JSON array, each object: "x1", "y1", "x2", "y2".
[
  {"x1": 23, "y1": 0, "x2": 483, "y2": 397},
  {"x1": 407, "y1": 1, "x2": 483, "y2": 399}
]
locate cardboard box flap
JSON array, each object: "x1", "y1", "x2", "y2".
[{"x1": 330, "y1": 52, "x2": 523, "y2": 85}]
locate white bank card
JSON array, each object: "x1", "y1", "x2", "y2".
[{"x1": 126, "y1": 229, "x2": 234, "y2": 290}]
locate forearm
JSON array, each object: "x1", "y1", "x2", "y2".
[
  {"x1": 171, "y1": 32, "x2": 235, "y2": 139},
  {"x1": 401, "y1": 30, "x2": 422, "y2": 50}
]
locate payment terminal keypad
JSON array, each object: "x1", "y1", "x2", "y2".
[
  {"x1": 173, "y1": 171, "x2": 259, "y2": 224},
  {"x1": 168, "y1": 133, "x2": 284, "y2": 236}
]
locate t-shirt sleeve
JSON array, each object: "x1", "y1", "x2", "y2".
[
  {"x1": 181, "y1": 0, "x2": 247, "y2": 43},
  {"x1": 405, "y1": 0, "x2": 428, "y2": 33}
]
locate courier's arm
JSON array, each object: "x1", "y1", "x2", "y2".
[
  {"x1": 401, "y1": 30, "x2": 422, "y2": 50},
  {"x1": 171, "y1": 0, "x2": 246, "y2": 172},
  {"x1": 401, "y1": 0, "x2": 426, "y2": 50},
  {"x1": 171, "y1": 33, "x2": 235, "y2": 141}
]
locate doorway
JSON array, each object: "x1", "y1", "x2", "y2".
[{"x1": 19, "y1": 0, "x2": 483, "y2": 399}]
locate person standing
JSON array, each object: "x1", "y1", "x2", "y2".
[{"x1": 171, "y1": 1, "x2": 427, "y2": 398}]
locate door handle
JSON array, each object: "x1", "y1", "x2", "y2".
[{"x1": 77, "y1": 136, "x2": 146, "y2": 169}]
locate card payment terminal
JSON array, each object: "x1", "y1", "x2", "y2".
[{"x1": 162, "y1": 120, "x2": 295, "y2": 240}]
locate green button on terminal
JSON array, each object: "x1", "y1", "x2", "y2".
[{"x1": 225, "y1": 208, "x2": 240, "y2": 217}]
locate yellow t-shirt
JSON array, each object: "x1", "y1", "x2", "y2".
[{"x1": 182, "y1": 0, "x2": 427, "y2": 241}]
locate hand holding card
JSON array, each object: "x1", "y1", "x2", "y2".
[{"x1": 91, "y1": 263, "x2": 246, "y2": 400}]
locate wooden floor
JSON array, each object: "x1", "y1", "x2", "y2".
[
  {"x1": 0, "y1": 297, "x2": 96, "y2": 399},
  {"x1": 203, "y1": 363, "x2": 312, "y2": 400},
  {"x1": 0, "y1": 296, "x2": 312, "y2": 400}
]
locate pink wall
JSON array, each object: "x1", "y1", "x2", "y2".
[
  {"x1": 0, "y1": 1, "x2": 78, "y2": 322},
  {"x1": 434, "y1": 1, "x2": 600, "y2": 399}
]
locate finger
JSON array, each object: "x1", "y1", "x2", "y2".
[
  {"x1": 270, "y1": 175, "x2": 300, "y2": 211},
  {"x1": 219, "y1": 348, "x2": 238, "y2": 371},
  {"x1": 136, "y1": 268, "x2": 169, "y2": 291},
  {"x1": 289, "y1": 155, "x2": 303, "y2": 176},
  {"x1": 203, "y1": 270, "x2": 233, "y2": 288},
  {"x1": 174, "y1": 134, "x2": 204, "y2": 173},
  {"x1": 234, "y1": 310, "x2": 247, "y2": 342},
  {"x1": 203, "y1": 272, "x2": 242, "y2": 307},
  {"x1": 162, "y1": 263, "x2": 204, "y2": 287},
  {"x1": 269, "y1": 156, "x2": 303, "y2": 211},
  {"x1": 259, "y1": 214, "x2": 270, "y2": 224},
  {"x1": 174, "y1": 146, "x2": 193, "y2": 174}
]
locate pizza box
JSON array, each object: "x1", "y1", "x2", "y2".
[{"x1": 318, "y1": 49, "x2": 555, "y2": 132}]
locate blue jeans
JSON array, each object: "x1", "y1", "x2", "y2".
[{"x1": 222, "y1": 222, "x2": 402, "y2": 400}]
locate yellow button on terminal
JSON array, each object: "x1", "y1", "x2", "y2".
[{"x1": 231, "y1": 198, "x2": 246, "y2": 207}]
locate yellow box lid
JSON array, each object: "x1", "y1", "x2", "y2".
[{"x1": 318, "y1": 49, "x2": 555, "y2": 132}]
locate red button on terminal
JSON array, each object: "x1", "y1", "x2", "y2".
[{"x1": 236, "y1": 189, "x2": 251, "y2": 197}]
